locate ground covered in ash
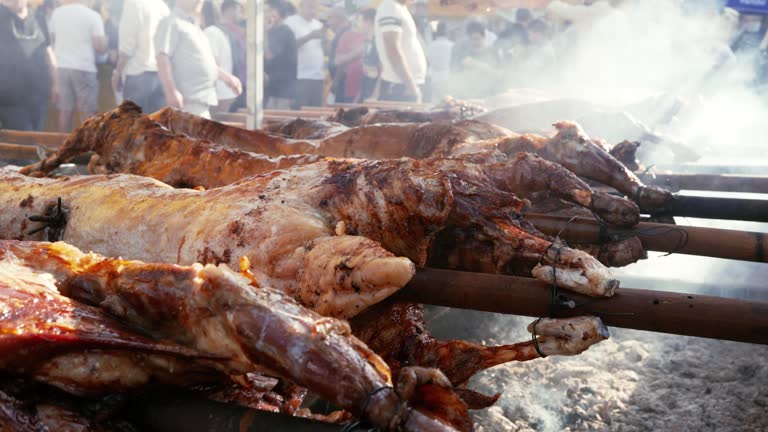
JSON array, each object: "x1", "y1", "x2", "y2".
[{"x1": 427, "y1": 308, "x2": 768, "y2": 432}]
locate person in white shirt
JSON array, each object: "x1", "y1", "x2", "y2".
[
  {"x1": 154, "y1": 0, "x2": 241, "y2": 119},
  {"x1": 283, "y1": 0, "x2": 325, "y2": 109},
  {"x1": 427, "y1": 21, "x2": 453, "y2": 101},
  {"x1": 375, "y1": 0, "x2": 427, "y2": 102},
  {"x1": 202, "y1": 0, "x2": 236, "y2": 113},
  {"x1": 49, "y1": 0, "x2": 106, "y2": 131},
  {"x1": 112, "y1": 0, "x2": 169, "y2": 114}
]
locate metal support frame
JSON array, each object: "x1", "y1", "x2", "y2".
[{"x1": 246, "y1": 0, "x2": 264, "y2": 130}]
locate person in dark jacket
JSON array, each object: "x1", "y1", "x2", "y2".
[
  {"x1": 264, "y1": 0, "x2": 297, "y2": 109},
  {"x1": 0, "y1": 0, "x2": 58, "y2": 130}
]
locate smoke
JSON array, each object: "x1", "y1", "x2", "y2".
[{"x1": 454, "y1": 0, "x2": 768, "y2": 159}]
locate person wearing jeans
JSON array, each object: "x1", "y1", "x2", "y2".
[{"x1": 112, "y1": 0, "x2": 170, "y2": 113}]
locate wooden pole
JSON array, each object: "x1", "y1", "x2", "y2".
[
  {"x1": 0, "y1": 143, "x2": 45, "y2": 161},
  {"x1": 661, "y1": 195, "x2": 768, "y2": 222},
  {"x1": 640, "y1": 173, "x2": 768, "y2": 194},
  {"x1": 246, "y1": 0, "x2": 264, "y2": 130},
  {"x1": 525, "y1": 213, "x2": 768, "y2": 263},
  {"x1": 0, "y1": 130, "x2": 66, "y2": 148},
  {"x1": 397, "y1": 268, "x2": 768, "y2": 345}
]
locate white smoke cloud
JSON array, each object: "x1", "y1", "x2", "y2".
[{"x1": 459, "y1": 0, "x2": 768, "y2": 160}]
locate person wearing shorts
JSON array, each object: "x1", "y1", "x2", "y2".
[
  {"x1": 57, "y1": 68, "x2": 99, "y2": 123},
  {"x1": 49, "y1": 0, "x2": 106, "y2": 131}
]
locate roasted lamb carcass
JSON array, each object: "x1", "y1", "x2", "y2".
[
  {"x1": 22, "y1": 102, "x2": 320, "y2": 189},
  {"x1": 13, "y1": 154, "x2": 625, "y2": 403},
  {"x1": 0, "y1": 251, "x2": 230, "y2": 396},
  {"x1": 21, "y1": 103, "x2": 637, "y2": 228},
  {"x1": 144, "y1": 104, "x2": 670, "y2": 209},
  {"x1": 1, "y1": 169, "x2": 415, "y2": 319},
  {"x1": 25, "y1": 103, "x2": 664, "y2": 211},
  {"x1": 324, "y1": 97, "x2": 488, "y2": 127},
  {"x1": 0, "y1": 243, "x2": 311, "y2": 415},
  {"x1": 4, "y1": 154, "x2": 624, "y2": 305},
  {"x1": 488, "y1": 122, "x2": 673, "y2": 210},
  {"x1": 27, "y1": 104, "x2": 647, "y2": 266},
  {"x1": 1, "y1": 240, "x2": 471, "y2": 432}
]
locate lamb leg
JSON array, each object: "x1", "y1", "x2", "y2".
[{"x1": 352, "y1": 302, "x2": 608, "y2": 404}]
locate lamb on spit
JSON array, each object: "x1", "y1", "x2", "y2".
[
  {"x1": 146, "y1": 104, "x2": 671, "y2": 210},
  {"x1": 1, "y1": 240, "x2": 478, "y2": 431},
  {"x1": 24, "y1": 102, "x2": 667, "y2": 211},
  {"x1": 22, "y1": 102, "x2": 320, "y2": 188},
  {"x1": 19, "y1": 103, "x2": 646, "y2": 266},
  {"x1": 4, "y1": 155, "x2": 624, "y2": 305},
  {"x1": 0, "y1": 249, "x2": 228, "y2": 396},
  {"x1": 22, "y1": 102, "x2": 638, "y2": 228},
  {"x1": 27, "y1": 101, "x2": 650, "y2": 210},
  {"x1": 1, "y1": 159, "x2": 621, "y2": 400}
]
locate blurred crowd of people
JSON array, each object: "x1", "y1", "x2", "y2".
[{"x1": 2, "y1": 0, "x2": 768, "y2": 131}]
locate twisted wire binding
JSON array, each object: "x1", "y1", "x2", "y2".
[
  {"x1": 27, "y1": 197, "x2": 67, "y2": 241},
  {"x1": 533, "y1": 244, "x2": 572, "y2": 359},
  {"x1": 341, "y1": 386, "x2": 394, "y2": 432},
  {"x1": 531, "y1": 318, "x2": 547, "y2": 358}
]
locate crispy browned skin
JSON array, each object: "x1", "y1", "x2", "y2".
[
  {"x1": 145, "y1": 107, "x2": 664, "y2": 210},
  {"x1": 151, "y1": 103, "x2": 506, "y2": 158},
  {"x1": 491, "y1": 122, "x2": 673, "y2": 210},
  {"x1": 1, "y1": 241, "x2": 470, "y2": 432},
  {"x1": 0, "y1": 254, "x2": 231, "y2": 397},
  {"x1": 20, "y1": 102, "x2": 639, "y2": 228},
  {"x1": 4, "y1": 155, "x2": 623, "y2": 299},
  {"x1": 148, "y1": 105, "x2": 317, "y2": 155},
  {"x1": 326, "y1": 107, "x2": 457, "y2": 127},
  {"x1": 21, "y1": 102, "x2": 320, "y2": 189},
  {"x1": 147, "y1": 104, "x2": 668, "y2": 210},
  {"x1": 264, "y1": 117, "x2": 350, "y2": 139}
]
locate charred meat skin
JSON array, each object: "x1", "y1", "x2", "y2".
[
  {"x1": 0, "y1": 241, "x2": 471, "y2": 432},
  {"x1": 22, "y1": 103, "x2": 641, "y2": 225},
  {"x1": 0, "y1": 250, "x2": 234, "y2": 397},
  {"x1": 145, "y1": 106, "x2": 667, "y2": 209},
  {"x1": 1, "y1": 168, "x2": 415, "y2": 319},
  {"x1": 3, "y1": 157, "x2": 620, "y2": 303},
  {"x1": 22, "y1": 101, "x2": 319, "y2": 189}
]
